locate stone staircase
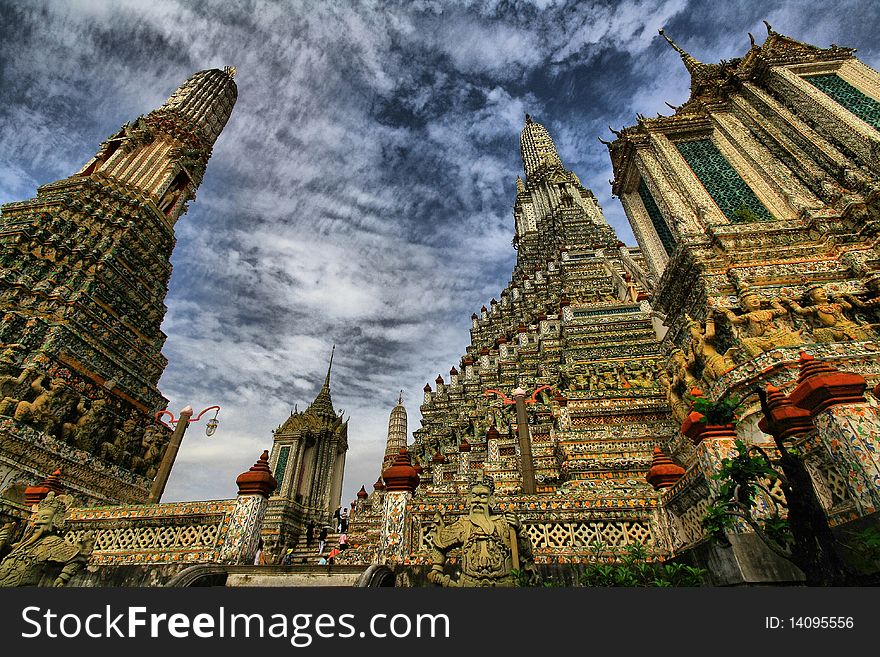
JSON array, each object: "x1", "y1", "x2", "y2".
[{"x1": 282, "y1": 529, "x2": 343, "y2": 565}]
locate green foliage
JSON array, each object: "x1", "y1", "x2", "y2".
[
  {"x1": 689, "y1": 394, "x2": 742, "y2": 426},
  {"x1": 732, "y1": 205, "x2": 761, "y2": 223},
  {"x1": 703, "y1": 439, "x2": 793, "y2": 554},
  {"x1": 841, "y1": 526, "x2": 880, "y2": 573},
  {"x1": 577, "y1": 542, "x2": 705, "y2": 587},
  {"x1": 713, "y1": 439, "x2": 778, "y2": 504}
]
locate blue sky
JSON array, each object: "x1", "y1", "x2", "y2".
[{"x1": 1, "y1": 0, "x2": 878, "y2": 505}]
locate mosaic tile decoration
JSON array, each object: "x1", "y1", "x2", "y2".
[
  {"x1": 806, "y1": 74, "x2": 880, "y2": 129},
  {"x1": 638, "y1": 178, "x2": 676, "y2": 255},
  {"x1": 675, "y1": 138, "x2": 775, "y2": 223}
]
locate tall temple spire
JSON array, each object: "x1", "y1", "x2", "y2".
[
  {"x1": 520, "y1": 113, "x2": 564, "y2": 182},
  {"x1": 0, "y1": 68, "x2": 237, "y2": 506},
  {"x1": 304, "y1": 345, "x2": 337, "y2": 420},
  {"x1": 658, "y1": 28, "x2": 704, "y2": 75},
  {"x1": 324, "y1": 344, "x2": 335, "y2": 389},
  {"x1": 382, "y1": 394, "x2": 409, "y2": 470}
]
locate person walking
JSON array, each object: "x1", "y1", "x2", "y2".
[
  {"x1": 339, "y1": 507, "x2": 349, "y2": 533},
  {"x1": 305, "y1": 519, "x2": 315, "y2": 548},
  {"x1": 338, "y1": 532, "x2": 348, "y2": 551},
  {"x1": 332, "y1": 507, "x2": 342, "y2": 532},
  {"x1": 318, "y1": 526, "x2": 328, "y2": 554},
  {"x1": 253, "y1": 539, "x2": 266, "y2": 565}
]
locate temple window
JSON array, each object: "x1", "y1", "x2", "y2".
[
  {"x1": 675, "y1": 138, "x2": 774, "y2": 223},
  {"x1": 274, "y1": 446, "x2": 290, "y2": 489},
  {"x1": 804, "y1": 73, "x2": 880, "y2": 130},
  {"x1": 79, "y1": 139, "x2": 122, "y2": 176},
  {"x1": 158, "y1": 170, "x2": 190, "y2": 215},
  {"x1": 637, "y1": 178, "x2": 676, "y2": 255}
]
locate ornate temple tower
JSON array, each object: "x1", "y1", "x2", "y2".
[
  {"x1": 0, "y1": 68, "x2": 237, "y2": 516},
  {"x1": 382, "y1": 394, "x2": 408, "y2": 470},
  {"x1": 261, "y1": 350, "x2": 349, "y2": 562},
  {"x1": 607, "y1": 25, "x2": 880, "y2": 582},
  {"x1": 347, "y1": 117, "x2": 676, "y2": 567}
]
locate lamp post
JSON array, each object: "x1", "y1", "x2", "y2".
[
  {"x1": 148, "y1": 405, "x2": 221, "y2": 504},
  {"x1": 484, "y1": 385, "x2": 551, "y2": 495}
]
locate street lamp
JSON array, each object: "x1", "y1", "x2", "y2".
[
  {"x1": 149, "y1": 405, "x2": 221, "y2": 503},
  {"x1": 484, "y1": 385, "x2": 552, "y2": 495},
  {"x1": 155, "y1": 405, "x2": 221, "y2": 437}
]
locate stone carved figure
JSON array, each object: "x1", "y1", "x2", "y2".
[
  {"x1": 14, "y1": 375, "x2": 80, "y2": 438},
  {"x1": 842, "y1": 275, "x2": 880, "y2": 321},
  {"x1": 62, "y1": 398, "x2": 115, "y2": 454},
  {"x1": 660, "y1": 348, "x2": 696, "y2": 424},
  {"x1": 683, "y1": 312, "x2": 735, "y2": 384},
  {"x1": 0, "y1": 492, "x2": 93, "y2": 587},
  {"x1": 134, "y1": 424, "x2": 168, "y2": 478},
  {"x1": 784, "y1": 285, "x2": 874, "y2": 342},
  {"x1": 99, "y1": 412, "x2": 140, "y2": 468},
  {"x1": 427, "y1": 481, "x2": 535, "y2": 587},
  {"x1": 721, "y1": 287, "x2": 803, "y2": 357}
]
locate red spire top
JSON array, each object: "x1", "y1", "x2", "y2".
[
  {"x1": 758, "y1": 384, "x2": 814, "y2": 440},
  {"x1": 789, "y1": 353, "x2": 867, "y2": 416},
  {"x1": 646, "y1": 447, "x2": 685, "y2": 490},
  {"x1": 381, "y1": 448, "x2": 420, "y2": 493},
  {"x1": 471, "y1": 313, "x2": 478, "y2": 320},
  {"x1": 517, "y1": 323, "x2": 527, "y2": 333},
  {"x1": 373, "y1": 476, "x2": 386, "y2": 492},
  {"x1": 559, "y1": 297, "x2": 571, "y2": 308},
  {"x1": 24, "y1": 467, "x2": 64, "y2": 506},
  {"x1": 435, "y1": 374, "x2": 444, "y2": 385},
  {"x1": 481, "y1": 305, "x2": 488, "y2": 313},
  {"x1": 497, "y1": 335, "x2": 507, "y2": 344},
  {"x1": 450, "y1": 366, "x2": 459, "y2": 376},
  {"x1": 795, "y1": 352, "x2": 837, "y2": 384},
  {"x1": 486, "y1": 424, "x2": 501, "y2": 440},
  {"x1": 424, "y1": 382, "x2": 432, "y2": 392},
  {"x1": 458, "y1": 437, "x2": 471, "y2": 452},
  {"x1": 235, "y1": 450, "x2": 277, "y2": 498},
  {"x1": 432, "y1": 451, "x2": 446, "y2": 464},
  {"x1": 356, "y1": 485, "x2": 368, "y2": 500},
  {"x1": 479, "y1": 347, "x2": 490, "y2": 355}
]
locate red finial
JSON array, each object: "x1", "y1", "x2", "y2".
[
  {"x1": 24, "y1": 467, "x2": 64, "y2": 506},
  {"x1": 758, "y1": 383, "x2": 814, "y2": 439},
  {"x1": 646, "y1": 447, "x2": 685, "y2": 490},
  {"x1": 381, "y1": 448, "x2": 420, "y2": 493},
  {"x1": 789, "y1": 353, "x2": 867, "y2": 416},
  {"x1": 235, "y1": 450, "x2": 277, "y2": 498},
  {"x1": 356, "y1": 485, "x2": 368, "y2": 500}
]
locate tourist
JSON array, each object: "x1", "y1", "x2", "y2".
[
  {"x1": 318, "y1": 526, "x2": 328, "y2": 554},
  {"x1": 327, "y1": 547, "x2": 341, "y2": 564},
  {"x1": 332, "y1": 506, "x2": 342, "y2": 532},
  {"x1": 305, "y1": 519, "x2": 315, "y2": 548},
  {"x1": 317, "y1": 556, "x2": 327, "y2": 565},
  {"x1": 253, "y1": 539, "x2": 265, "y2": 565},
  {"x1": 339, "y1": 507, "x2": 349, "y2": 533},
  {"x1": 281, "y1": 548, "x2": 294, "y2": 566},
  {"x1": 338, "y1": 532, "x2": 348, "y2": 551}
]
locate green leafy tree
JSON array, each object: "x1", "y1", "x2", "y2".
[{"x1": 702, "y1": 388, "x2": 852, "y2": 585}]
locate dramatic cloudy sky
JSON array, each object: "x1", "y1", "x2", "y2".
[{"x1": 1, "y1": 0, "x2": 878, "y2": 505}]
